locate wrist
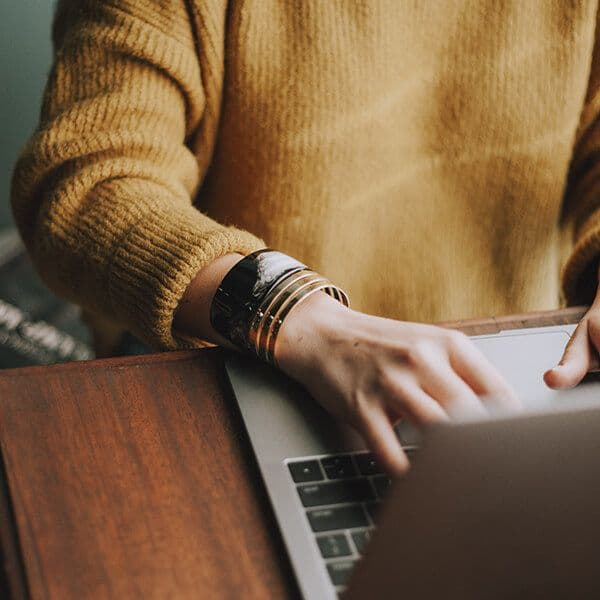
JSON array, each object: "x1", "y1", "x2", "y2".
[
  {"x1": 275, "y1": 290, "x2": 351, "y2": 376},
  {"x1": 173, "y1": 252, "x2": 244, "y2": 348},
  {"x1": 203, "y1": 248, "x2": 349, "y2": 364}
]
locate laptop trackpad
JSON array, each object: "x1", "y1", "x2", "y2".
[
  {"x1": 397, "y1": 329, "x2": 572, "y2": 445},
  {"x1": 472, "y1": 330, "x2": 571, "y2": 408}
]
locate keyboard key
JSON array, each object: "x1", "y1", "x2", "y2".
[
  {"x1": 288, "y1": 460, "x2": 324, "y2": 483},
  {"x1": 327, "y1": 560, "x2": 356, "y2": 586},
  {"x1": 351, "y1": 529, "x2": 373, "y2": 555},
  {"x1": 354, "y1": 452, "x2": 383, "y2": 476},
  {"x1": 307, "y1": 505, "x2": 368, "y2": 532},
  {"x1": 372, "y1": 474, "x2": 392, "y2": 498},
  {"x1": 297, "y1": 479, "x2": 375, "y2": 507},
  {"x1": 321, "y1": 455, "x2": 357, "y2": 479},
  {"x1": 316, "y1": 534, "x2": 351, "y2": 558},
  {"x1": 366, "y1": 501, "x2": 381, "y2": 522}
]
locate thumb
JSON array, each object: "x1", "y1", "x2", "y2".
[{"x1": 544, "y1": 319, "x2": 591, "y2": 389}]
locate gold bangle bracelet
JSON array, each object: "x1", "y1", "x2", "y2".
[
  {"x1": 266, "y1": 282, "x2": 347, "y2": 366},
  {"x1": 251, "y1": 270, "x2": 328, "y2": 356},
  {"x1": 259, "y1": 277, "x2": 348, "y2": 365},
  {"x1": 256, "y1": 274, "x2": 329, "y2": 362},
  {"x1": 248, "y1": 270, "x2": 317, "y2": 354}
]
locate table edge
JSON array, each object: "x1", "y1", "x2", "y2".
[{"x1": 0, "y1": 307, "x2": 588, "y2": 380}]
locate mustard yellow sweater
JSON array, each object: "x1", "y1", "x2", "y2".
[{"x1": 10, "y1": 1, "x2": 600, "y2": 349}]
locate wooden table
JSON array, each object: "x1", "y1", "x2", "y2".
[{"x1": 0, "y1": 307, "x2": 588, "y2": 599}]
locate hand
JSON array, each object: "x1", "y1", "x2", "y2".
[
  {"x1": 275, "y1": 293, "x2": 520, "y2": 476},
  {"x1": 544, "y1": 269, "x2": 600, "y2": 389}
]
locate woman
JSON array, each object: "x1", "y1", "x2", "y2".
[{"x1": 11, "y1": 0, "x2": 600, "y2": 474}]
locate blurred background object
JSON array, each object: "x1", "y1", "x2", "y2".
[{"x1": 0, "y1": 2, "x2": 93, "y2": 368}]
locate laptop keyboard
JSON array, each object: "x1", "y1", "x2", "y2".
[{"x1": 287, "y1": 449, "x2": 415, "y2": 593}]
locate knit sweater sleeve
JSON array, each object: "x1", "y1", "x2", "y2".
[
  {"x1": 10, "y1": 0, "x2": 265, "y2": 350},
  {"x1": 562, "y1": 10, "x2": 600, "y2": 306}
]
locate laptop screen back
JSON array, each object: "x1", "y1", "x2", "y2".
[{"x1": 347, "y1": 396, "x2": 600, "y2": 599}]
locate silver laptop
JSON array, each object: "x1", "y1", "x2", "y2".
[
  {"x1": 346, "y1": 388, "x2": 600, "y2": 599},
  {"x1": 225, "y1": 324, "x2": 582, "y2": 598}
]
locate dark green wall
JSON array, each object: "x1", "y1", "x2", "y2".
[{"x1": 1, "y1": 2, "x2": 54, "y2": 229}]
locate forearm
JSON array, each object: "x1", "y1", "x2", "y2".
[{"x1": 11, "y1": 2, "x2": 264, "y2": 349}]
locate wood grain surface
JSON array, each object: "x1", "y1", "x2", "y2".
[
  {"x1": 437, "y1": 305, "x2": 587, "y2": 335},
  {"x1": 0, "y1": 308, "x2": 589, "y2": 599},
  {"x1": 0, "y1": 349, "x2": 299, "y2": 599}
]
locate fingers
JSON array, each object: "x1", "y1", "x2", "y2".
[
  {"x1": 413, "y1": 350, "x2": 487, "y2": 419},
  {"x1": 448, "y1": 333, "x2": 521, "y2": 410},
  {"x1": 358, "y1": 405, "x2": 410, "y2": 477},
  {"x1": 544, "y1": 318, "x2": 599, "y2": 389},
  {"x1": 391, "y1": 381, "x2": 450, "y2": 425}
]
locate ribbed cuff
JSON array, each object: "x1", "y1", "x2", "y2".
[{"x1": 108, "y1": 201, "x2": 265, "y2": 350}]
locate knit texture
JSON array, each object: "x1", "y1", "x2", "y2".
[{"x1": 10, "y1": 0, "x2": 600, "y2": 349}]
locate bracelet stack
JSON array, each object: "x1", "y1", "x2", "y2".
[{"x1": 210, "y1": 249, "x2": 349, "y2": 366}]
